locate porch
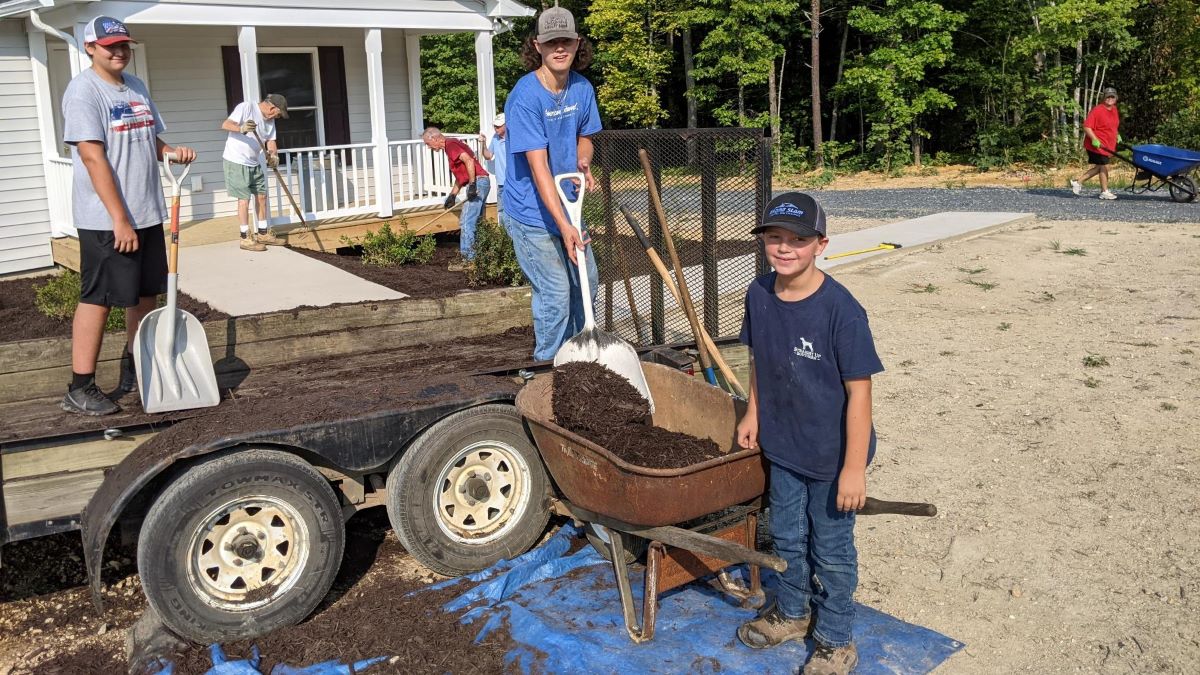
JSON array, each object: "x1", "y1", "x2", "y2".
[{"x1": 17, "y1": 0, "x2": 530, "y2": 242}]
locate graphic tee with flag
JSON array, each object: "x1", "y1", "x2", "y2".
[{"x1": 63, "y1": 68, "x2": 166, "y2": 231}]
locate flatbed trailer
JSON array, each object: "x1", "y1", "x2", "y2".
[{"x1": 0, "y1": 334, "x2": 694, "y2": 644}]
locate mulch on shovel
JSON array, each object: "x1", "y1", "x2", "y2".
[{"x1": 552, "y1": 362, "x2": 722, "y2": 469}]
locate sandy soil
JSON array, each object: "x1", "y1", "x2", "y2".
[
  {"x1": 835, "y1": 217, "x2": 1200, "y2": 672},
  {"x1": 1, "y1": 216, "x2": 1196, "y2": 673}
]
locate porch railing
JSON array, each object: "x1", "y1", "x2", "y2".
[
  {"x1": 45, "y1": 157, "x2": 74, "y2": 237},
  {"x1": 267, "y1": 134, "x2": 484, "y2": 228}
]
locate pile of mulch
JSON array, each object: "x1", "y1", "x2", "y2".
[
  {"x1": 0, "y1": 275, "x2": 228, "y2": 343},
  {"x1": 289, "y1": 237, "x2": 503, "y2": 299},
  {"x1": 552, "y1": 362, "x2": 722, "y2": 469}
]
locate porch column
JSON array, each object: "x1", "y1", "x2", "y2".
[
  {"x1": 475, "y1": 31, "x2": 496, "y2": 202},
  {"x1": 237, "y1": 27, "x2": 261, "y2": 107},
  {"x1": 25, "y1": 27, "x2": 57, "y2": 160},
  {"x1": 404, "y1": 31, "x2": 423, "y2": 138},
  {"x1": 366, "y1": 28, "x2": 394, "y2": 218}
]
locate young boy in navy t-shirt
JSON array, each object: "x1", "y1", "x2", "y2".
[{"x1": 736, "y1": 192, "x2": 884, "y2": 675}]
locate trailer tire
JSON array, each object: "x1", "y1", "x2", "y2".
[
  {"x1": 136, "y1": 449, "x2": 345, "y2": 644},
  {"x1": 387, "y1": 404, "x2": 550, "y2": 576}
]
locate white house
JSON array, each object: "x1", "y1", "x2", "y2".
[{"x1": 0, "y1": 0, "x2": 533, "y2": 275}]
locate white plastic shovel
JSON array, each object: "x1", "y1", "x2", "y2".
[
  {"x1": 551, "y1": 172, "x2": 654, "y2": 412},
  {"x1": 134, "y1": 154, "x2": 220, "y2": 413}
]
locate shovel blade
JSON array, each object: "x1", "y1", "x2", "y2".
[
  {"x1": 554, "y1": 327, "x2": 656, "y2": 413},
  {"x1": 134, "y1": 306, "x2": 220, "y2": 413}
]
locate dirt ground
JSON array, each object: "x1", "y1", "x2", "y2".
[
  {"x1": 776, "y1": 162, "x2": 1135, "y2": 192},
  {"x1": 826, "y1": 216, "x2": 1200, "y2": 672},
  {"x1": 1, "y1": 215, "x2": 1197, "y2": 673}
]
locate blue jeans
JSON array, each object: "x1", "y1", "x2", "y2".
[
  {"x1": 458, "y1": 176, "x2": 490, "y2": 260},
  {"x1": 495, "y1": 184, "x2": 504, "y2": 222},
  {"x1": 769, "y1": 463, "x2": 858, "y2": 647},
  {"x1": 502, "y1": 213, "x2": 598, "y2": 361}
]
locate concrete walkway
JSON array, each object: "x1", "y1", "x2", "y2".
[
  {"x1": 819, "y1": 211, "x2": 1034, "y2": 269},
  {"x1": 177, "y1": 241, "x2": 405, "y2": 316}
]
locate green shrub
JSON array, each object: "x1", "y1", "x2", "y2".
[
  {"x1": 467, "y1": 218, "x2": 526, "y2": 287},
  {"x1": 346, "y1": 221, "x2": 436, "y2": 267},
  {"x1": 35, "y1": 271, "x2": 125, "y2": 331},
  {"x1": 1158, "y1": 103, "x2": 1200, "y2": 150}
]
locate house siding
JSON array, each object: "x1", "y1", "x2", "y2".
[
  {"x1": 137, "y1": 25, "x2": 416, "y2": 223},
  {"x1": 0, "y1": 19, "x2": 53, "y2": 275}
]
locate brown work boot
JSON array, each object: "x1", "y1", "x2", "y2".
[
  {"x1": 240, "y1": 235, "x2": 267, "y2": 252},
  {"x1": 255, "y1": 229, "x2": 286, "y2": 246},
  {"x1": 736, "y1": 601, "x2": 811, "y2": 649},
  {"x1": 803, "y1": 642, "x2": 859, "y2": 675}
]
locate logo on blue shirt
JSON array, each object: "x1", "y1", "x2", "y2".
[{"x1": 769, "y1": 202, "x2": 806, "y2": 219}]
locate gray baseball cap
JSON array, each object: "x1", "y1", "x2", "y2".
[
  {"x1": 1102, "y1": 87, "x2": 1118, "y2": 99},
  {"x1": 537, "y1": 6, "x2": 578, "y2": 42},
  {"x1": 264, "y1": 93, "x2": 289, "y2": 118}
]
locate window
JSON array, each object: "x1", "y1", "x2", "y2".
[
  {"x1": 258, "y1": 50, "x2": 321, "y2": 149},
  {"x1": 221, "y1": 46, "x2": 350, "y2": 149}
]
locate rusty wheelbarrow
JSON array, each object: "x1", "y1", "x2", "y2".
[{"x1": 515, "y1": 362, "x2": 939, "y2": 642}]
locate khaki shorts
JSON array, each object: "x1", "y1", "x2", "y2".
[{"x1": 224, "y1": 160, "x2": 267, "y2": 199}]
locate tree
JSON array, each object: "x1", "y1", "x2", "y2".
[
  {"x1": 420, "y1": 20, "x2": 532, "y2": 133},
  {"x1": 585, "y1": 0, "x2": 676, "y2": 127},
  {"x1": 835, "y1": 0, "x2": 965, "y2": 169}
]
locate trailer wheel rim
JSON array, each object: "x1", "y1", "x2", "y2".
[
  {"x1": 185, "y1": 496, "x2": 310, "y2": 611},
  {"x1": 434, "y1": 439, "x2": 531, "y2": 545}
]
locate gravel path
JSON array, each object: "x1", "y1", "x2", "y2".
[{"x1": 801, "y1": 186, "x2": 1200, "y2": 223}]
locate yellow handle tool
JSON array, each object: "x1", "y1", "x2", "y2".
[{"x1": 824, "y1": 242, "x2": 902, "y2": 260}]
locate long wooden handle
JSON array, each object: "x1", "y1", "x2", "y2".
[
  {"x1": 637, "y1": 149, "x2": 715, "y2": 377},
  {"x1": 858, "y1": 498, "x2": 937, "y2": 517},
  {"x1": 252, "y1": 128, "x2": 306, "y2": 226},
  {"x1": 620, "y1": 205, "x2": 745, "y2": 397}
]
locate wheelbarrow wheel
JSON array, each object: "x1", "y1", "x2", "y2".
[
  {"x1": 387, "y1": 404, "x2": 551, "y2": 576},
  {"x1": 585, "y1": 525, "x2": 647, "y2": 564},
  {"x1": 1168, "y1": 175, "x2": 1197, "y2": 203}
]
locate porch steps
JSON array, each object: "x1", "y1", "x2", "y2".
[{"x1": 48, "y1": 204, "x2": 496, "y2": 271}]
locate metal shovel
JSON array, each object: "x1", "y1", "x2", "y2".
[
  {"x1": 551, "y1": 173, "x2": 654, "y2": 412},
  {"x1": 134, "y1": 153, "x2": 220, "y2": 413}
]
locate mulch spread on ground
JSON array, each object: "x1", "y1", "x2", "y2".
[
  {"x1": 0, "y1": 275, "x2": 228, "y2": 343},
  {"x1": 289, "y1": 237, "x2": 505, "y2": 299},
  {"x1": 552, "y1": 362, "x2": 722, "y2": 469}
]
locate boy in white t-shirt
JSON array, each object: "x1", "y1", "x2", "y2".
[{"x1": 221, "y1": 94, "x2": 287, "y2": 251}]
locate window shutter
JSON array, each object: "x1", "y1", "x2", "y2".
[
  {"x1": 221, "y1": 46, "x2": 244, "y2": 113},
  {"x1": 317, "y1": 47, "x2": 351, "y2": 146}
]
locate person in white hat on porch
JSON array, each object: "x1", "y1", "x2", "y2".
[{"x1": 479, "y1": 113, "x2": 508, "y2": 219}]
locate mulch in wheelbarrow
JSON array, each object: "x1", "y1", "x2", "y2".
[{"x1": 552, "y1": 362, "x2": 722, "y2": 469}]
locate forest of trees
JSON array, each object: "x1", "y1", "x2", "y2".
[{"x1": 420, "y1": 0, "x2": 1200, "y2": 174}]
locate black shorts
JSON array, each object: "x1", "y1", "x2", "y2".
[
  {"x1": 78, "y1": 224, "x2": 168, "y2": 308},
  {"x1": 1086, "y1": 151, "x2": 1111, "y2": 166}
]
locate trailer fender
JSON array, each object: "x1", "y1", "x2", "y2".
[{"x1": 81, "y1": 391, "x2": 516, "y2": 610}]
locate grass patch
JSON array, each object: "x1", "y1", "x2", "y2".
[
  {"x1": 1061, "y1": 247, "x2": 1087, "y2": 256},
  {"x1": 35, "y1": 271, "x2": 125, "y2": 331},
  {"x1": 1083, "y1": 376, "x2": 1101, "y2": 388},
  {"x1": 1182, "y1": 348, "x2": 1195, "y2": 355},
  {"x1": 998, "y1": 322, "x2": 1012, "y2": 331},
  {"x1": 467, "y1": 219, "x2": 526, "y2": 287},
  {"x1": 1033, "y1": 291, "x2": 1056, "y2": 303},
  {"x1": 939, "y1": 350, "x2": 956, "y2": 356},
  {"x1": 1049, "y1": 240, "x2": 1062, "y2": 251},
  {"x1": 905, "y1": 283, "x2": 939, "y2": 294},
  {"x1": 1159, "y1": 402, "x2": 1177, "y2": 412},
  {"x1": 1082, "y1": 354, "x2": 1110, "y2": 368},
  {"x1": 898, "y1": 359, "x2": 916, "y2": 367},
  {"x1": 963, "y1": 278, "x2": 998, "y2": 291},
  {"x1": 1130, "y1": 341, "x2": 1156, "y2": 347},
  {"x1": 957, "y1": 266, "x2": 988, "y2": 275}
]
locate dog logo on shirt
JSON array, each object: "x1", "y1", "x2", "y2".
[{"x1": 794, "y1": 337, "x2": 822, "y2": 361}]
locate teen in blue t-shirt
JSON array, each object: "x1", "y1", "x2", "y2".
[
  {"x1": 735, "y1": 192, "x2": 884, "y2": 675},
  {"x1": 501, "y1": 5, "x2": 603, "y2": 361}
]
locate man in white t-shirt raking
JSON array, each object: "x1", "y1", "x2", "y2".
[{"x1": 220, "y1": 94, "x2": 288, "y2": 251}]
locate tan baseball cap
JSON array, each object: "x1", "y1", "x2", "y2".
[
  {"x1": 264, "y1": 93, "x2": 289, "y2": 118},
  {"x1": 537, "y1": 6, "x2": 578, "y2": 42}
]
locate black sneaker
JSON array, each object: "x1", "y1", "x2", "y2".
[
  {"x1": 113, "y1": 350, "x2": 138, "y2": 396},
  {"x1": 61, "y1": 383, "x2": 121, "y2": 416}
]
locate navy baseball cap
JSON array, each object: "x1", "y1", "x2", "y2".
[
  {"x1": 84, "y1": 16, "x2": 135, "y2": 46},
  {"x1": 753, "y1": 192, "x2": 827, "y2": 238}
]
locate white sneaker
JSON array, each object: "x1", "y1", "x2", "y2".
[
  {"x1": 1099, "y1": 190, "x2": 1117, "y2": 200},
  {"x1": 1070, "y1": 179, "x2": 1082, "y2": 196}
]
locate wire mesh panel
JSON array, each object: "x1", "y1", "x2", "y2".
[{"x1": 586, "y1": 128, "x2": 771, "y2": 345}]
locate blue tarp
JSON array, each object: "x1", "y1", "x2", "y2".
[
  {"x1": 165, "y1": 524, "x2": 962, "y2": 674},
  {"x1": 441, "y1": 524, "x2": 964, "y2": 674}
]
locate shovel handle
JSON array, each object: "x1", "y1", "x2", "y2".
[
  {"x1": 553, "y1": 173, "x2": 592, "y2": 329},
  {"x1": 162, "y1": 154, "x2": 192, "y2": 273},
  {"x1": 858, "y1": 498, "x2": 937, "y2": 517}
]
